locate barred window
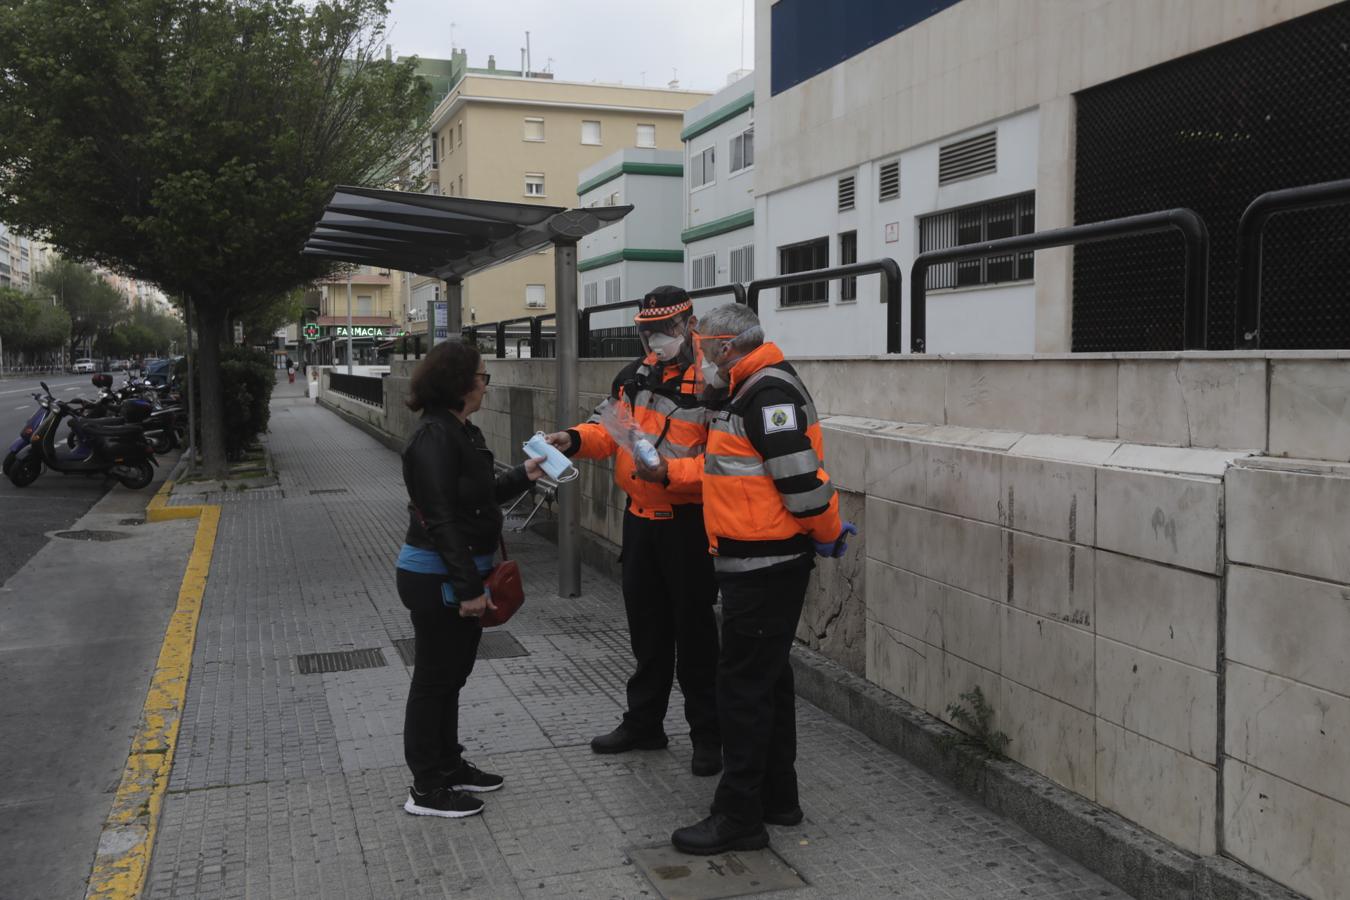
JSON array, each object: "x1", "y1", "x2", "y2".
[
  {"x1": 692, "y1": 253, "x2": 716, "y2": 289},
  {"x1": 919, "y1": 193, "x2": 1035, "y2": 290},
  {"x1": 729, "y1": 245, "x2": 754, "y2": 283},
  {"x1": 838, "y1": 231, "x2": 857, "y2": 300},
  {"x1": 777, "y1": 237, "x2": 828, "y2": 306}
]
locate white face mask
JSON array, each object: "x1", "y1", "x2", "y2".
[
  {"x1": 646, "y1": 332, "x2": 685, "y2": 362},
  {"x1": 700, "y1": 356, "x2": 726, "y2": 389}
]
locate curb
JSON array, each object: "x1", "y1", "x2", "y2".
[
  {"x1": 85, "y1": 481, "x2": 220, "y2": 899},
  {"x1": 316, "y1": 397, "x2": 404, "y2": 454},
  {"x1": 787, "y1": 646, "x2": 1305, "y2": 900}
]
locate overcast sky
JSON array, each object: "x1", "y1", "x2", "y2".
[{"x1": 383, "y1": 0, "x2": 754, "y2": 93}]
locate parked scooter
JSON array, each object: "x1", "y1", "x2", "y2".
[
  {"x1": 77, "y1": 373, "x2": 184, "y2": 453},
  {"x1": 3, "y1": 390, "x2": 57, "y2": 487},
  {"x1": 7, "y1": 383, "x2": 159, "y2": 489}
]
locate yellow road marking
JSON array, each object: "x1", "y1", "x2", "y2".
[{"x1": 86, "y1": 480, "x2": 220, "y2": 899}]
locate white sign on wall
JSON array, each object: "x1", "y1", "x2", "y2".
[{"x1": 884, "y1": 222, "x2": 900, "y2": 243}]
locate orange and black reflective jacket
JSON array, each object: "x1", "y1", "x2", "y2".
[
  {"x1": 565, "y1": 355, "x2": 708, "y2": 520},
  {"x1": 702, "y1": 342, "x2": 841, "y2": 573}
]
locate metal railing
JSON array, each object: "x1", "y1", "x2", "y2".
[
  {"x1": 577, "y1": 282, "x2": 748, "y2": 357},
  {"x1": 328, "y1": 372, "x2": 385, "y2": 407},
  {"x1": 746, "y1": 260, "x2": 903, "y2": 353},
  {"x1": 910, "y1": 209, "x2": 1211, "y2": 353},
  {"x1": 1236, "y1": 178, "x2": 1350, "y2": 349}
]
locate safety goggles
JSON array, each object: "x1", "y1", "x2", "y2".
[{"x1": 691, "y1": 330, "x2": 737, "y2": 361}]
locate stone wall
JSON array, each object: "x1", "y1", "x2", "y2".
[{"x1": 318, "y1": 351, "x2": 1350, "y2": 900}]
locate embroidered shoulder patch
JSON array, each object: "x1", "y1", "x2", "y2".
[{"x1": 762, "y1": 403, "x2": 798, "y2": 434}]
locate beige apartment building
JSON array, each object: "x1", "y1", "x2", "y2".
[
  {"x1": 407, "y1": 70, "x2": 710, "y2": 329},
  {"x1": 308, "y1": 267, "x2": 402, "y2": 365}
]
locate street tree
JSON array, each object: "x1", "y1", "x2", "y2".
[
  {"x1": 0, "y1": 286, "x2": 72, "y2": 365},
  {"x1": 32, "y1": 260, "x2": 122, "y2": 357},
  {"x1": 0, "y1": 0, "x2": 427, "y2": 474}
]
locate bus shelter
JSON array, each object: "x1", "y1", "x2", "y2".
[{"x1": 304, "y1": 185, "x2": 632, "y2": 596}]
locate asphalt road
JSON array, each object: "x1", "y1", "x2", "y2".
[{"x1": 0, "y1": 373, "x2": 117, "y2": 586}]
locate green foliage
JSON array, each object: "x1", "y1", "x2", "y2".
[
  {"x1": 0, "y1": 286, "x2": 71, "y2": 357},
  {"x1": 0, "y1": 0, "x2": 428, "y2": 318},
  {"x1": 34, "y1": 259, "x2": 122, "y2": 350},
  {"x1": 184, "y1": 346, "x2": 276, "y2": 460},
  {"x1": 0, "y1": 0, "x2": 429, "y2": 471},
  {"x1": 942, "y1": 686, "x2": 1011, "y2": 759}
]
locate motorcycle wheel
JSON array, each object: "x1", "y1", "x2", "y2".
[
  {"x1": 147, "y1": 430, "x2": 176, "y2": 454},
  {"x1": 7, "y1": 454, "x2": 42, "y2": 488},
  {"x1": 1, "y1": 451, "x2": 14, "y2": 476},
  {"x1": 114, "y1": 459, "x2": 155, "y2": 490}
]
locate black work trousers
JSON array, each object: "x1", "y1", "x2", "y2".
[
  {"x1": 619, "y1": 505, "x2": 720, "y2": 747},
  {"x1": 710, "y1": 558, "x2": 813, "y2": 826},
  {"x1": 397, "y1": 568, "x2": 483, "y2": 792}
]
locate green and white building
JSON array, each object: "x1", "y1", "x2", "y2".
[
  {"x1": 681, "y1": 72, "x2": 755, "y2": 294},
  {"x1": 577, "y1": 148, "x2": 685, "y2": 329}
]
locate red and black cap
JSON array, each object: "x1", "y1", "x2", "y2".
[{"x1": 634, "y1": 285, "x2": 692, "y2": 325}]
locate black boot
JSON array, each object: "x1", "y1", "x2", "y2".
[
  {"x1": 590, "y1": 723, "x2": 669, "y2": 754},
  {"x1": 671, "y1": 813, "x2": 769, "y2": 855},
  {"x1": 691, "y1": 743, "x2": 722, "y2": 777},
  {"x1": 762, "y1": 805, "x2": 804, "y2": 826}
]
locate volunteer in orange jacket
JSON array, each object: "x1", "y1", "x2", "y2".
[
  {"x1": 543, "y1": 286, "x2": 721, "y2": 777},
  {"x1": 639, "y1": 301, "x2": 856, "y2": 856}
]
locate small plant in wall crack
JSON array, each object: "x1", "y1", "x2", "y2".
[{"x1": 942, "y1": 686, "x2": 1011, "y2": 759}]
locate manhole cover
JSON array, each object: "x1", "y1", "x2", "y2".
[
  {"x1": 630, "y1": 845, "x2": 806, "y2": 899},
  {"x1": 295, "y1": 648, "x2": 387, "y2": 675},
  {"x1": 394, "y1": 632, "x2": 528, "y2": 666},
  {"x1": 53, "y1": 530, "x2": 132, "y2": 542},
  {"x1": 309, "y1": 488, "x2": 348, "y2": 495}
]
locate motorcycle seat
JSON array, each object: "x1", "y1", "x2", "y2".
[{"x1": 80, "y1": 421, "x2": 143, "y2": 439}]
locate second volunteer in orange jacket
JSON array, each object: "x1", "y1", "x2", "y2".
[{"x1": 543, "y1": 286, "x2": 721, "y2": 777}]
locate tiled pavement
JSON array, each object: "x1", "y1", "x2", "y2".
[{"x1": 144, "y1": 380, "x2": 1129, "y2": 899}]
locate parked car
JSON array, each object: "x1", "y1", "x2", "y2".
[
  {"x1": 142, "y1": 356, "x2": 182, "y2": 389},
  {"x1": 72, "y1": 358, "x2": 96, "y2": 374}
]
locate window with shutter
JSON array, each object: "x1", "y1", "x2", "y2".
[
  {"x1": 583, "y1": 282, "x2": 599, "y2": 308},
  {"x1": 729, "y1": 245, "x2": 754, "y2": 283},
  {"x1": 938, "y1": 131, "x2": 997, "y2": 184},
  {"x1": 838, "y1": 175, "x2": 855, "y2": 211},
  {"x1": 523, "y1": 117, "x2": 545, "y2": 141},
  {"x1": 692, "y1": 254, "x2": 716, "y2": 289},
  {"x1": 777, "y1": 238, "x2": 829, "y2": 306},
  {"x1": 636, "y1": 124, "x2": 656, "y2": 147},
  {"x1": 525, "y1": 284, "x2": 547, "y2": 308},
  {"x1": 838, "y1": 232, "x2": 858, "y2": 300},
  {"x1": 604, "y1": 276, "x2": 622, "y2": 303},
  {"x1": 878, "y1": 160, "x2": 900, "y2": 201},
  {"x1": 581, "y1": 120, "x2": 601, "y2": 145},
  {"x1": 918, "y1": 192, "x2": 1035, "y2": 289}
]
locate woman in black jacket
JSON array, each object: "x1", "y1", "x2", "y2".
[{"x1": 396, "y1": 340, "x2": 543, "y2": 818}]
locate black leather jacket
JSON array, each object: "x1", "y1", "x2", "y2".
[{"x1": 402, "y1": 410, "x2": 533, "y2": 601}]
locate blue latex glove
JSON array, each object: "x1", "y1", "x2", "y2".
[{"x1": 814, "y1": 522, "x2": 858, "y2": 558}]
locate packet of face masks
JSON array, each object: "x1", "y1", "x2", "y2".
[{"x1": 595, "y1": 400, "x2": 664, "y2": 468}]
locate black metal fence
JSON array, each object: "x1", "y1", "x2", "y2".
[
  {"x1": 329, "y1": 372, "x2": 385, "y2": 406},
  {"x1": 911, "y1": 210, "x2": 1210, "y2": 352}
]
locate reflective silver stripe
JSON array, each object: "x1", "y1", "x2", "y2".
[
  {"x1": 588, "y1": 397, "x2": 616, "y2": 424},
  {"x1": 705, "y1": 453, "x2": 766, "y2": 477},
  {"x1": 735, "y1": 368, "x2": 820, "y2": 426},
  {"x1": 764, "y1": 449, "x2": 821, "y2": 480},
  {"x1": 710, "y1": 413, "x2": 750, "y2": 439},
  {"x1": 714, "y1": 553, "x2": 809, "y2": 574},
  {"x1": 782, "y1": 480, "x2": 835, "y2": 515},
  {"x1": 661, "y1": 440, "x2": 705, "y2": 460},
  {"x1": 666, "y1": 406, "x2": 708, "y2": 424},
  {"x1": 634, "y1": 391, "x2": 707, "y2": 425}
]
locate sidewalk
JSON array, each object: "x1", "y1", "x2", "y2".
[{"x1": 143, "y1": 379, "x2": 1128, "y2": 899}]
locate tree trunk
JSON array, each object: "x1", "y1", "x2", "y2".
[{"x1": 193, "y1": 300, "x2": 229, "y2": 478}]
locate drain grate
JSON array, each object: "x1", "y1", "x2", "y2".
[
  {"x1": 296, "y1": 648, "x2": 388, "y2": 675},
  {"x1": 394, "y1": 632, "x2": 528, "y2": 666},
  {"x1": 309, "y1": 488, "x2": 349, "y2": 495},
  {"x1": 118, "y1": 518, "x2": 145, "y2": 526},
  {"x1": 54, "y1": 530, "x2": 132, "y2": 542}
]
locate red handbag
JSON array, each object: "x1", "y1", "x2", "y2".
[{"x1": 479, "y1": 537, "x2": 524, "y2": 627}]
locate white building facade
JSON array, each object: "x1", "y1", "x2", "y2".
[
  {"x1": 752, "y1": 0, "x2": 1347, "y2": 358},
  {"x1": 681, "y1": 74, "x2": 756, "y2": 300},
  {"x1": 577, "y1": 149, "x2": 685, "y2": 331}
]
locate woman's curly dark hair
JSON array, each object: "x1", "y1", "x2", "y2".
[{"x1": 406, "y1": 339, "x2": 482, "y2": 412}]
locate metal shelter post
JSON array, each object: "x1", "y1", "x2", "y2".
[
  {"x1": 184, "y1": 298, "x2": 197, "y2": 475},
  {"x1": 553, "y1": 240, "x2": 581, "y2": 597},
  {"x1": 345, "y1": 270, "x2": 354, "y2": 374},
  {"x1": 445, "y1": 279, "x2": 463, "y2": 340}
]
